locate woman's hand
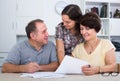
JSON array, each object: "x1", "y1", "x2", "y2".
[{"x1": 82, "y1": 65, "x2": 99, "y2": 75}]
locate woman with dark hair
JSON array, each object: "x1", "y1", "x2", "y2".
[
  {"x1": 72, "y1": 12, "x2": 116, "y2": 75},
  {"x1": 55, "y1": 4, "x2": 83, "y2": 64}
]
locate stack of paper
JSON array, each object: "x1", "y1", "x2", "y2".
[{"x1": 21, "y1": 72, "x2": 66, "y2": 78}]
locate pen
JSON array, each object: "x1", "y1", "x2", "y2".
[
  {"x1": 27, "y1": 58, "x2": 33, "y2": 64},
  {"x1": 88, "y1": 65, "x2": 91, "y2": 68},
  {"x1": 28, "y1": 58, "x2": 39, "y2": 64}
]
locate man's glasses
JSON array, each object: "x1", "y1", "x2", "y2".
[
  {"x1": 100, "y1": 64, "x2": 120, "y2": 77},
  {"x1": 101, "y1": 64, "x2": 119, "y2": 77},
  {"x1": 101, "y1": 72, "x2": 119, "y2": 77}
]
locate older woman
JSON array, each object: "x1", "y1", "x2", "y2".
[{"x1": 72, "y1": 12, "x2": 116, "y2": 75}]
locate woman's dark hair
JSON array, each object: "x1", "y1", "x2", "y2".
[
  {"x1": 25, "y1": 19, "x2": 43, "y2": 39},
  {"x1": 80, "y1": 12, "x2": 101, "y2": 33},
  {"x1": 62, "y1": 4, "x2": 82, "y2": 34}
]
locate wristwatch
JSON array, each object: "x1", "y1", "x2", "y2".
[{"x1": 55, "y1": 1, "x2": 68, "y2": 15}]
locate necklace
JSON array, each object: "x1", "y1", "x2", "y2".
[
  {"x1": 87, "y1": 43, "x2": 93, "y2": 54},
  {"x1": 86, "y1": 39, "x2": 99, "y2": 54}
]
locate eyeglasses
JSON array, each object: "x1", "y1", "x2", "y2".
[{"x1": 101, "y1": 72, "x2": 119, "y2": 77}]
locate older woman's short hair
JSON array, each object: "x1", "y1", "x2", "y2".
[{"x1": 80, "y1": 12, "x2": 101, "y2": 33}]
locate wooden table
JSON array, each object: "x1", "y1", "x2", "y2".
[{"x1": 0, "y1": 73, "x2": 119, "y2": 81}]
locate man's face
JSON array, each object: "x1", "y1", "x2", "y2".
[{"x1": 33, "y1": 22, "x2": 49, "y2": 45}]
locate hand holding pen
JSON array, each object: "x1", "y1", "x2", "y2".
[
  {"x1": 82, "y1": 64, "x2": 100, "y2": 75},
  {"x1": 23, "y1": 58, "x2": 40, "y2": 73}
]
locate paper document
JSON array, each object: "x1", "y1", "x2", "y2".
[
  {"x1": 21, "y1": 72, "x2": 66, "y2": 78},
  {"x1": 55, "y1": 55, "x2": 89, "y2": 74}
]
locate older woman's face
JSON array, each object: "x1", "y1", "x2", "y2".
[
  {"x1": 62, "y1": 15, "x2": 76, "y2": 30},
  {"x1": 80, "y1": 25, "x2": 97, "y2": 41}
]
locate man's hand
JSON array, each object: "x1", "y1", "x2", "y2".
[{"x1": 23, "y1": 62, "x2": 40, "y2": 73}]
